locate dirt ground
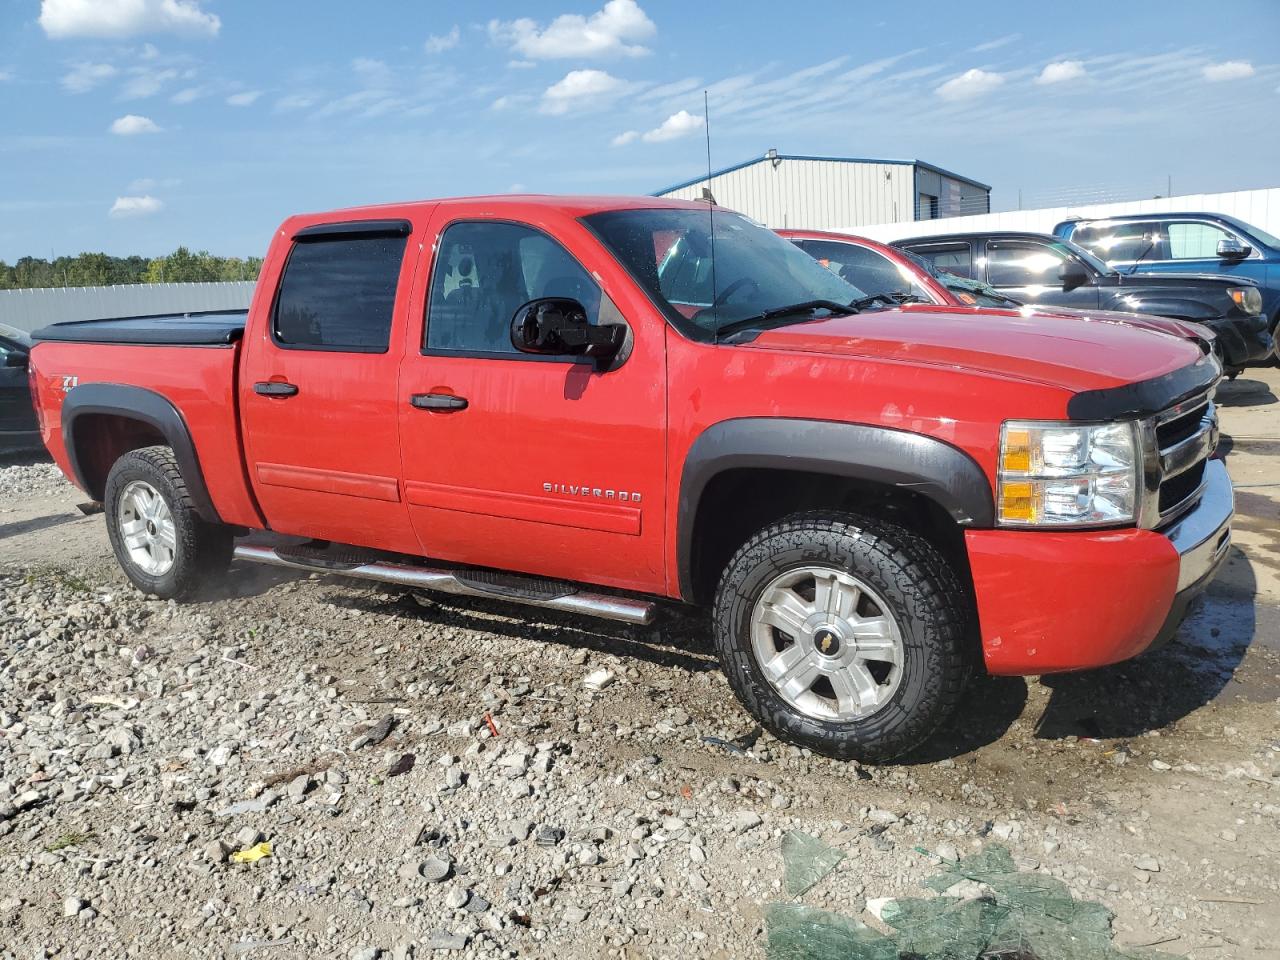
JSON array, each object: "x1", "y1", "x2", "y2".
[{"x1": 1, "y1": 368, "x2": 1278, "y2": 960}]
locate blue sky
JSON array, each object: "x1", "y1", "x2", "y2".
[{"x1": 2, "y1": 0, "x2": 1278, "y2": 260}]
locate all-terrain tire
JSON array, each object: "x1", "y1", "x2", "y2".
[
  {"x1": 712, "y1": 511, "x2": 970, "y2": 763},
  {"x1": 104, "y1": 445, "x2": 233, "y2": 600}
]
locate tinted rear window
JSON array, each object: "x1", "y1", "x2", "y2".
[{"x1": 274, "y1": 235, "x2": 408, "y2": 351}]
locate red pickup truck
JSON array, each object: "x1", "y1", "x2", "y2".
[{"x1": 29, "y1": 196, "x2": 1233, "y2": 761}]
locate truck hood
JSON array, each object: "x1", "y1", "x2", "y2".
[{"x1": 736, "y1": 304, "x2": 1206, "y2": 393}]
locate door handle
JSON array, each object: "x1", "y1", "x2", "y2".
[
  {"x1": 254, "y1": 381, "x2": 299, "y2": 398},
  {"x1": 410, "y1": 392, "x2": 468, "y2": 411}
]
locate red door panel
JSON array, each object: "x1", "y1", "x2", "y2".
[
  {"x1": 396, "y1": 211, "x2": 667, "y2": 594},
  {"x1": 240, "y1": 218, "x2": 429, "y2": 554}
]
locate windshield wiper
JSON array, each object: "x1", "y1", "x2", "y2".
[
  {"x1": 849, "y1": 292, "x2": 931, "y2": 311},
  {"x1": 713, "y1": 299, "x2": 858, "y2": 341}
]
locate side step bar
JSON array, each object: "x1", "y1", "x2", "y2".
[{"x1": 232, "y1": 544, "x2": 656, "y2": 625}]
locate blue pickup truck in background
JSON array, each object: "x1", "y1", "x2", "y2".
[{"x1": 1054, "y1": 212, "x2": 1279, "y2": 358}]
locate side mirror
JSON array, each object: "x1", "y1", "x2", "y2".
[
  {"x1": 1217, "y1": 237, "x2": 1251, "y2": 259},
  {"x1": 1060, "y1": 261, "x2": 1091, "y2": 291},
  {"x1": 2, "y1": 351, "x2": 27, "y2": 369},
  {"x1": 511, "y1": 298, "x2": 625, "y2": 363}
]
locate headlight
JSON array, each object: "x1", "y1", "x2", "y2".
[
  {"x1": 1228, "y1": 286, "x2": 1263, "y2": 315},
  {"x1": 998, "y1": 421, "x2": 1138, "y2": 527}
]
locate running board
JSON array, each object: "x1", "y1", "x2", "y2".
[{"x1": 232, "y1": 544, "x2": 655, "y2": 625}]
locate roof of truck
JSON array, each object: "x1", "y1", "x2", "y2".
[{"x1": 307, "y1": 194, "x2": 712, "y2": 221}]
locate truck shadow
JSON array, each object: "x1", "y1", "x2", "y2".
[
  {"x1": 1032, "y1": 547, "x2": 1258, "y2": 741},
  {"x1": 1216, "y1": 377, "x2": 1277, "y2": 408},
  {"x1": 327, "y1": 589, "x2": 720, "y2": 675},
  {"x1": 897, "y1": 675, "x2": 1029, "y2": 764}
]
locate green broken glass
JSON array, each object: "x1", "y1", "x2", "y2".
[
  {"x1": 765, "y1": 842, "x2": 1187, "y2": 960},
  {"x1": 765, "y1": 903, "x2": 897, "y2": 960},
  {"x1": 781, "y1": 830, "x2": 845, "y2": 898}
]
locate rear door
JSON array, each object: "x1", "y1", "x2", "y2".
[
  {"x1": 396, "y1": 211, "x2": 667, "y2": 594},
  {"x1": 239, "y1": 219, "x2": 424, "y2": 554},
  {"x1": 983, "y1": 238, "x2": 1101, "y2": 309}
]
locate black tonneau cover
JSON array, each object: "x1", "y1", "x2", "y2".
[{"x1": 31, "y1": 310, "x2": 247, "y2": 346}]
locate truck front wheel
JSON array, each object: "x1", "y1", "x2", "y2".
[
  {"x1": 104, "y1": 445, "x2": 233, "y2": 600},
  {"x1": 712, "y1": 512, "x2": 969, "y2": 763}
]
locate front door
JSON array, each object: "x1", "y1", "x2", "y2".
[
  {"x1": 397, "y1": 215, "x2": 667, "y2": 594},
  {"x1": 983, "y1": 238, "x2": 1101, "y2": 309},
  {"x1": 239, "y1": 219, "x2": 423, "y2": 554}
]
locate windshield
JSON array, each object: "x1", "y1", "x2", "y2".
[
  {"x1": 1225, "y1": 216, "x2": 1280, "y2": 250},
  {"x1": 899, "y1": 249, "x2": 1022, "y2": 307},
  {"x1": 583, "y1": 208, "x2": 866, "y2": 339}
]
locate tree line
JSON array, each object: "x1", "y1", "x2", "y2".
[{"x1": 0, "y1": 248, "x2": 263, "y2": 289}]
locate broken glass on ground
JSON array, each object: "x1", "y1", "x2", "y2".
[
  {"x1": 765, "y1": 841, "x2": 1186, "y2": 960},
  {"x1": 781, "y1": 830, "x2": 846, "y2": 898}
]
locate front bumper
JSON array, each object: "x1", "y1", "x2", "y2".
[
  {"x1": 966, "y1": 459, "x2": 1234, "y2": 675},
  {"x1": 1208, "y1": 313, "x2": 1273, "y2": 367}
]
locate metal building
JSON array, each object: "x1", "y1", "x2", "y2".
[
  {"x1": 0, "y1": 281, "x2": 256, "y2": 335},
  {"x1": 652, "y1": 150, "x2": 991, "y2": 229}
]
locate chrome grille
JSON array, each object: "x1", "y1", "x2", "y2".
[{"x1": 1141, "y1": 391, "x2": 1218, "y2": 528}]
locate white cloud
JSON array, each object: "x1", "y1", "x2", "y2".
[
  {"x1": 62, "y1": 61, "x2": 119, "y2": 93},
  {"x1": 1203, "y1": 60, "x2": 1254, "y2": 82},
  {"x1": 0, "y1": 67, "x2": 12, "y2": 82},
  {"x1": 41, "y1": 0, "x2": 220, "y2": 39},
  {"x1": 610, "y1": 130, "x2": 639, "y2": 146},
  {"x1": 970, "y1": 33, "x2": 1019, "y2": 52},
  {"x1": 352, "y1": 57, "x2": 391, "y2": 85},
  {"x1": 1036, "y1": 60, "x2": 1087, "y2": 85},
  {"x1": 425, "y1": 25, "x2": 460, "y2": 54},
  {"x1": 109, "y1": 195, "x2": 163, "y2": 218},
  {"x1": 121, "y1": 66, "x2": 179, "y2": 99},
  {"x1": 935, "y1": 68, "x2": 1004, "y2": 101},
  {"x1": 109, "y1": 113, "x2": 161, "y2": 135},
  {"x1": 170, "y1": 84, "x2": 209, "y2": 104},
  {"x1": 226, "y1": 90, "x2": 261, "y2": 107},
  {"x1": 274, "y1": 93, "x2": 315, "y2": 112},
  {"x1": 539, "y1": 68, "x2": 627, "y2": 114},
  {"x1": 507, "y1": 59, "x2": 536, "y2": 70},
  {"x1": 641, "y1": 109, "x2": 703, "y2": 142},
  {"x1": 490, "y1": 0, "x2": 655, "y2": 60}
]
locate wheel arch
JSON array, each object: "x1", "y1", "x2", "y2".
[
  {"x1": 676, "y1": 418, "x2": 994, "y2": 603},
  {"x1": 62, "y1": 383, "x2": 221, "y2": 523}
]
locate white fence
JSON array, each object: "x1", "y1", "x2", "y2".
[
  {"x1": 0, "y1": 281, "x2": 256, "y2": 335},
  {"x1": 845, "y1": 186, "x2": 1280, "y2": 244}
]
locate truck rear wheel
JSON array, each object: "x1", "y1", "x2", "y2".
[
  {"x1": 104, "y1": 445, "x2": 233, "y2": 600},
  {"x1": 712, "y1": 511, "x2": 969, "y2": 762}
]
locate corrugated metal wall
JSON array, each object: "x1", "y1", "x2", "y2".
[
  {"x1": 658, "y1": 158, "x2": 915, "y2": 229},
  {"x1": 849, "y1": 186, "x2": 1280, "y2": 244},
  {"x1": 0, "y1": 281, "x2": 256, "y2": 334}
]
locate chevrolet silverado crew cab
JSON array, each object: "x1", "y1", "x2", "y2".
[{"x1": 29, "y1": 196, "x2": 1234, "y2": 762}]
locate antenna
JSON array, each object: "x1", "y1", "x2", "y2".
[{"x1": 703, "y1": 90, "x2": 719, "y2": 340}]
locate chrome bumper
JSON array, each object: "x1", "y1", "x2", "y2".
[{"x1": 1164, "y1": 459, "x2": 1233, "y2": 593}]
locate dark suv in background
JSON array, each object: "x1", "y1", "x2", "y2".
[
  {"x1": 1054, "y1": 212, "x2": 1280, "y2": 356},
  {"x1": 0, "y1": 323, "x2": 40, "y2": 452},
  {"x1": 893, "y1": 230, "x2": 1272, "y2": 374}
]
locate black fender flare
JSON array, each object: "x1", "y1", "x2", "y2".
[
  {"x1": 676, "y1": 417, "x2": 995, "y2": 600},
  {"x1": 62, "y1": 383, "x2": 221, "y2": 523}
]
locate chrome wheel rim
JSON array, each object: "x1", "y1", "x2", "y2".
[
  {"x1": 118, "y1": 480, "x2": 177, "y2": 577},
  {"x1": 750, "y1": 566, "x2": 904, "y2": 721}
]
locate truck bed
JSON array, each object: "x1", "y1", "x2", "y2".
[{"x1": 31, "y1": 310, "x2": 247, "y2": 346}]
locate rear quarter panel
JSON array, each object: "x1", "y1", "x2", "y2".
[{"x1": 29, "y1": 341, "x2": 262, "y2": 528}]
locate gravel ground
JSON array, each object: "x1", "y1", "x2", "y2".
[{"x1": 2, "y1": 372, "x2": 1279, "y2": 959}]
